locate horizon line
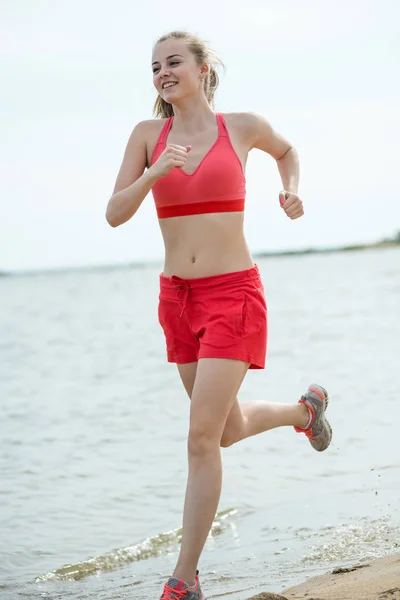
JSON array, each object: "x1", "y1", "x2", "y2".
[{"x1": 1, "y1": 238, "x2": 398, "y2": 278}]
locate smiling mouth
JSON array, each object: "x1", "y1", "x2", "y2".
[{"x1": 162, "y1": 82, "x2": 178, "y2": 90}]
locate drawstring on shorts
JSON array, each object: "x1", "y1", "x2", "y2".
[{"x1": 170, "y1": 276, "x2": 191, "y2": 317}]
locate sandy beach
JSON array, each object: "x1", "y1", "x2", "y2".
[{"x1": 246, "y1": 554, "x2": 400, "y2": 600}]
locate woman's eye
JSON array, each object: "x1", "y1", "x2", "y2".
[{"x1": 152, "y1": 61, "x2": 179, "y2": 74}]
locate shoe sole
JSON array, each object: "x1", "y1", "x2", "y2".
[{"x1": 308, "y1": 384, "x2": 332, "y2": 450}]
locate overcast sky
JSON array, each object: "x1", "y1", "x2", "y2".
[{"x1": 1, "y1": 0, "x2": 399, "y2": 272}]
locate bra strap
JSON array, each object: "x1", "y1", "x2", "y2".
[
  {"x1": 157, "y1": 116, "x2": 174, "y2": 146},
  {"x1": 216, "y1": 113, "x2": 228, "y2": 137}
]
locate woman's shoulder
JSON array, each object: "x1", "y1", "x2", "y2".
[
  {"x1": 130, "y1": 119, "x2": 173, "y2": 165},
  {"x1": 132, "y1": 118, "x2": 170, "y2": 135},
  {"x1": 126, "y1": 118, "x2": 170, "y2": 154},
  {"x1": 221, "y1": 111, "x2": 269, "y2": 141},
  {"x1": 221, "y1": 111, "x2": 267, "y2": 130}
]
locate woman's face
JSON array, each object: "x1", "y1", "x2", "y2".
[{"x1": 152, "y1": 39, "x2": 206, "y2": 104}]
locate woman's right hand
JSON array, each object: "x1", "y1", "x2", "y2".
[{"x1": 150, "y1": 144, "x2": 192, "y2": 179}]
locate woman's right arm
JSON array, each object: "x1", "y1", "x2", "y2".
[
  {"x1": 105, "y1": 121, "x2": 158, "y2": 227},
  {"x1": 106, "y1": 121, "x2": 191, "y2": 227}
]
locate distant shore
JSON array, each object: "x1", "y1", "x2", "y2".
[
  {"x1": 1, "y1": 238, "x2": 399, "y2": 278},
  {"x1": 253, "y1": 239, "x2": 399, "y2": 259},
  {"x1": 246, "y1": 553, "x2": 400, "y2": 600}
]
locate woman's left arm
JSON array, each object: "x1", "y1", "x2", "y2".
[{"x1": 245, "y1": 112, "x2": 304, "y2": 220}]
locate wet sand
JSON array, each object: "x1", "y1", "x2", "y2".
[{"x1": 246, "y1": 554, "x2": 400, "y2": 600}]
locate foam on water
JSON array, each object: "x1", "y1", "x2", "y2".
[
  {"x1": 300, "y1": 517, "x2": 400, "y2": 566},
  {"x1": 35, "y1": 509, "x2": 238, "y2": 582}
]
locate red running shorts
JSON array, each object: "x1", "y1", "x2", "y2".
[{"x1": 158, "y1": 264, "x2": 267, "y2": 369}]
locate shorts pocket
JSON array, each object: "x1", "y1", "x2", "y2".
[
  {"x1": 158, "y1": 296, "x2": 175, "y2": 333},
  {"x1": 236, "y1": 293, "x2": 247, "y2": 337},
  {"x1": 243, "y1": 290, "x2": 267, "y2": 336}
]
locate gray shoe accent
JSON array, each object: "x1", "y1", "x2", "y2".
[{"x1": 297, "y1": 384, "x2": 332, "y2": 452}]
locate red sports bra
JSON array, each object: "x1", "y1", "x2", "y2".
[{"x1": 150, "y1": 113, "x2": 246, "y2": 219}]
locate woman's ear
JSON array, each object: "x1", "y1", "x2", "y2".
[{"x1": 200, "y1": 63, "x2": 209, "y2": 79}]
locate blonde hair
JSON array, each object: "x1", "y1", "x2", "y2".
[{"x1": 153, "y1": 31, "x2": 224, "y2": 119}]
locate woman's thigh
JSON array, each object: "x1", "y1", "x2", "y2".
[
  {"x1": 177, "y1": 361, "x2": 247, "y2": 444},
  {"x1": 177, "y1": 362, "x2": 198, "y2": 398},
  {"x1": 188, "y1": 358, "x2": 249, "y2": 440}
]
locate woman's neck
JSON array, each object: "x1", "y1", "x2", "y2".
[{"x1": 172, "y1": 98, "x2": 216, "y2": 134}]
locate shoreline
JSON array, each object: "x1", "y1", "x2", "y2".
[
  {"x1": 1, "y1": 240, "x2": 399, "y2": 278},
  {"x1": 246, "y1": 553, "x2": 400, "y2": 600},
  {"x1": 254, "y1": 240, "x2": 399, "y2": 259}
]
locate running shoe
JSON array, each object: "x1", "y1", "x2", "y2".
[
  {"x1": 160, "y1": 570, "x2": 206, "y2": 600},
  {"x1": 294, "y1": 384, "x2": 332, "y2": 451}
]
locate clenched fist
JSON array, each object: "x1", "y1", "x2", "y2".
[
  {"x1": 279, "y1": 191, "x2": 304, "y2": 220},
  {"x1": 150, "y1": 144, "x2": 192, "y2": 179}
]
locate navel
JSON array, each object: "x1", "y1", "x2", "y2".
[{"x1": 191, "y1": 256, "x2": 196, "y2": 264}]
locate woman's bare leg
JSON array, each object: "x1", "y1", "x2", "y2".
[
  {"x1": 177, "y1": 363, "x2": 309, "y2": 448},
  {"x1": 221, "y1": 397, "x2": 309, "y2": 447},
  {"x1": 173, "y1": 358, "x2": 249, "y2": 585}
]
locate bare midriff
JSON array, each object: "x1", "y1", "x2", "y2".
[{"x1": 160, "y1": 211, "x2": 254, "y2": 279}]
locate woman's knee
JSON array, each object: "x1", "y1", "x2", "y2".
[
  {"x1": 187, "y1": 425, "x2": 220, "y2": 458},
  {"x1": 187, "y1": 423, "x2": 242, "y2": 451}
]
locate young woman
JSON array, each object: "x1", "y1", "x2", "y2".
[{"x1": 106, "y1": 30, "x2": 332, "y2": 600}]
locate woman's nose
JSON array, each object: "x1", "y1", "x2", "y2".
[{"x1": 159, "y1": 65, "x2": 171, "y2": 78}]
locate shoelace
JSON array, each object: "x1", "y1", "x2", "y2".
[{"x1": 160, "y1": 584, "x2": 187, "y2": 599}]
